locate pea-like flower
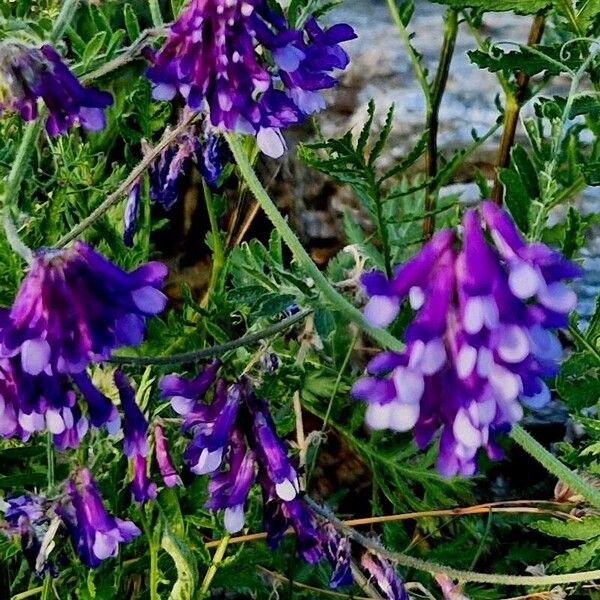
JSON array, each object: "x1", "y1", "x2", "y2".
[
  {"x1": 57, "y1": 469, "x2": 141, "y2": 569},
  {"x1": 353, "y1": 202, "x2": 581, "y2": 476},
  {"x1": 115, "y1": 371, "x2": 157, "y2": 504},
  {"x1": 154, "y1": 425, "x2": 181, "y2": 488},
  {"x1": 0, "y1": 41, "x2": 112, "y2": 135},
  {"x1": 0, "y1": 357, "x2": 118, "y2": 449},
  {"x1": 0, "y1": 242, "x2": 167, "y2": 376},
  {"x1": 144, "y1": 0, "x2": 355, "y2": 157}
]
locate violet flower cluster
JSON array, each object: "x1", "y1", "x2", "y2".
[
  {"x1": 0, "y1": 41, "x2": 112, "y2": 135},
  {"x1": 145, "y1": 0, "x2": 356, "y2": 157},
  {"x1": 0, "y1": 242, "x2": 167, "y2": 448},
  {"x1": 353, "y1": 201, "x2": 582, "y2": 477},
  {"x1": 159, "y1": 361, "x2": 352, "y2": 588},
  {"x1": 1, "y1": 470, "x2": 141, "y2": 572}
]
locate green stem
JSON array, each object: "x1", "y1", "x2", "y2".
[
  {"x1": 50, "y1": 0, "x2": 82, "y2": 43},
  {"x1": 424, "y1": 8, "x2": 458, "y2": 240},
  {"x1": 10, "y1": 587, "x2": 45, "y2": 600},
  {"x1": 46, "y1": 433, "x2": 55, "y2": 493},
  {"x1": 148, "y1": 0, "x2": 163, "y2": 26},
  {"x1": 40, "y1": 576, "x2": 51, "y2": 600},
  {"x1": 511, "y1": 424, "x2": 600, "y2": 509},
  {"x1": 385, "y1": 0, "x2": 431, "y2": 111},
  {"x1": 110, "y1": 309, "x2": 311, "y2": 366},
  {"x1": 225, "y1": 133, "x2": 403, "y2": 354},
  {"x1": 307, "y1": 330, "x2": 359, "y2": 485},
  {"x1": 491, "y1": 14, "x2": 546, "y2": 206},
  {"x1": 305, "y1": 497, "x2": 600, "y2": 586},
  {"x1": 203, "y1": 180, "x2": 225, "y2": 304},
  {"x1": 140, "y1": 513, "x2": 160, "y2": 600},
  {"x1": 198, "y1": 536, "x2": 230, "y2": 599}
]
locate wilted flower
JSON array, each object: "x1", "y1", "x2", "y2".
[
  {"x1": 154, "y1": 425, "x2": 181, "y2": 488},
  {"x1": 353, "y1": 202, "x2": 582, "y2": 477},
  {"x1": 0, "y1": 357, "x2": 118, "y2": 449},
  {"x1": 0, "y1": 242, "x2": 167, "y2": 376},
  {"x1": 123, "y1": 179, "x2": 141, "y2": 248},
  {"x1": 115, "y1": 371, "x2": 157, "y2": 504},
  {"x1": 57, "y1": 469, "x2": 141, "y2": 568},
  {"x1": 318, "y1": 522, "x2": 353, "y2": 588},
  {"x1": 145, "y1": 0, "x2": 355, "y2": 157},
  {"x1": 0, "y1": 41, "x2": 112, "y2": 135},
  {"x1": 1, "y1": 494, "x2": 51, "y2": 575},
  {"x1": 360, "y1": 552, "x2": 409, "y2": 600}
]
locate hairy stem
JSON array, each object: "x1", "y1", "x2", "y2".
[
  {"x1": 50, "y1": 0, "x2": 82, "y2": 43},
  {"x1": 511, "y1": 424, "x2": 600, "y2": 509},
  {"x1": 56, "y1": 113, "x2": 196, "y2": 246},
  {"x1": 424, "y1": 8, "x2": 458, "y2": 240},
  {"x1": 491, "y1": 14, "x2": 545, "y2": 206},
  {"x1": 110, "y1": 309, "x2": 311, "y2": 366},
  {"x1": 225, "y1": 133, "x2": 404, "y2": 353},
  {"x1": 305, "y1": 497, "x2": 600, "y2": 586}
]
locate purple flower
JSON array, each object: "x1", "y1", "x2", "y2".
[
  {"x1": 145, "y1": 0, "x2": 355, "y2": 157},
  {"x1": 0, "y1": 357, "x2": 118, "y2": 449},
  {"x1": 123, "y1": 179, "x2": 141, "y2": 248},
  {"x1": 206, "y1": 427, "x2": 256, "y2": 533},
  {"x1": 115, "y1": 371, "x2": 157, "y2": 504},
  {"x1": 248, "y1": 391, "x2": 299, "y2": 502},
  {"x1": 353, "y1": 203, "x2": 581, "y2": 476},
  {"x1": 154, "y1": 425, "x2": 181, "y2": 488},
  {"x1": 57, "y1": 469, "x2": 141, "y2": 568},
  {"x1": 0, "y1": 242, "x2": 167, "y2": 376},
  {"x1": 360, "y1": 552, "x2": 409, "y2": 600},
  {"x1": 0, "y1": 41, "x2": 112, "y2": 135},
  {"x1": 199, "y1": 134, "x2": 227, "y2": 190}
]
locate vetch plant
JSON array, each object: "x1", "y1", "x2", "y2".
[{"x1": 1, "y1": 0, "x2": 600, "y2": 598}]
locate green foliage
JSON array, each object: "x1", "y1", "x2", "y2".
[{"x1": 432, "y1": 0, "x2": 550, "y2": 13}]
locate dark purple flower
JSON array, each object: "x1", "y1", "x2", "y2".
[
  {"x1": 154, "y1": 424, "x2": 181, "y2": 488},
  {"x1": 123, "y1": 179, "x2": 141, "y2": 248},
  {"x1": 115, "y1": 371, "x2": 157, "y2": 504},
  {"x1": 57, "y1": 469, "x2": 140, "y2": 568},
  {"x1": 249, "y1": 392, "x2": 299, "y2": 502},
  {"x1": 0, "y1": 41, "x2": 112, "y2": 135},
  {"x1": 360, "y1": 552, "x2": 408, "y2": 600},
  {"x1": 145, "y1": 0, "x2": 355, "y2": 157},
  {"x1": 199, "y1": 134, "x2": 228, "y2": 190},
  {"x1": 205, "y1": 427, "x2": 255, "y2": 533},
  {"x1": 0, "y1": 242, "x2": 167, "y2": 376},
  {"x1": 353, "y1": 203, "x2": 581, "y2": 476}
]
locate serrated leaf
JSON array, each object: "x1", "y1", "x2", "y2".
[
  {"x1": 432, "y1": 0, "x2": 550, "y2": 12},
  {"x1": 469, "y1": 46, "x2": 578, "y2": 76},
  {"x1": 314, "y1": 308, "x2": 336, "y2": 340},
  {"x1": 498, "y1": 168, "x2": 531, "y2": 233},
  {"x1": 511, "y1": 145, "x2": 540, "y2": 200},
  {"x1": 532, "y1": 517, "x2": 600, "y2": 541},
  {"x1": 124, "y1": 4, "x2": 141, "y2": 41},
  {"x1": 253, "y1": 293, "x2": 297, "y2": 317},
  {"x1": 575, "y1": 0, "x2": 600, "y2": 29},
  {"x1": 161, "y1": 527, "x2": 198, "y2": 600},
  {"x1": 357, "y1": 99, "x2": 376, "y2": 155},
  {"x1": 549, "y1": 537, "x2": 600, "y2": 572},
  {"x1": 556, "y1": 353, "x2": 600, "y2": 411},
  {"x1": 369, "y1": 104, "x2": 395, "y2": 166}
]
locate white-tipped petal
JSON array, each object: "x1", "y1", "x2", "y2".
[
  {"x1": 521, "y1": 380, "x2": 551, "y2": 409},
  {"x1": 453, "y1": 409, "x2": 481, "y2": 449},
  {"x1": 508, "y1": 262, "x2": 542, "y2": 299},
  {"x1": 393, "y1": 367, "x2": 425, "y2": 405},
  {"x1": 456, "y1": 345, "x2": 477, "y2": 379},
  {"x1": 388, "y1": 402, "x2": 420, "y2": 432},
  {"x1": 364, "y1": 402, "x2": 393, "y2": 430},
  {"x1": 496, "y1": 325, "x2": 530, "y2": 363},
  {"x1": 224, "y1": 505, "x2": 245, "y2": 533},
  {"x1": 463, "y1": 297, "x2": 485, "y2": 334}
]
